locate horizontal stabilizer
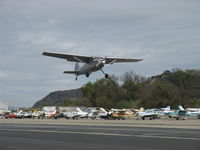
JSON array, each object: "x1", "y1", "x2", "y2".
[{"x1": 63, "y1": 71, "x2": 79, "y2": 74}]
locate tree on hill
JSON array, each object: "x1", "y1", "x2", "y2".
[{"x1": 34, "y1": 69, "x2": 200, "y2": 108}]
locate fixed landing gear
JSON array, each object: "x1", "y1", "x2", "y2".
[
  {"x1": 105, "y1": 73, "x2": 109, "y2": 78},
  {"x1": 75, "y1": 73, "x2": 90, "y2": 81},
  {"x1": 101, "y1": 69, "x2": 109, "y2": 79},
  {"x1": 86, "y1": 73, "x2": 90, "y2": 77}
]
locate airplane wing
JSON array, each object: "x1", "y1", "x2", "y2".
[
  {"x1": 105, "y1": 57, "x2": 143, "y2": 64},
  {"x1": 43, "y1": 52, "x2": 143, "y2": 64},
  {"x1": 43, "y1": 52, "x2": 93, "y2": 63}
]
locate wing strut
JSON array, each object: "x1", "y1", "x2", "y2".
[
  {"x1": 73, "y1": 56, "x2": 88, "y2": 66},
  {"x1": 73, "y1": 56, "x2": 83, "y2": 63},
  {"x1": 109, "y1": 60, "x2": 117, "y2": 64}
]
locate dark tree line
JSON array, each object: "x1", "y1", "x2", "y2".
[{"x1": 60, "y1": 69, "x2": 200, "y2": 109}]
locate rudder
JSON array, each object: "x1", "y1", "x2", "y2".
[{"x1": 75, "y1": 62, "x2": 81, "y2": 71}]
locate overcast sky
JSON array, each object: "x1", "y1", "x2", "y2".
[{"x1": 0, "y1": 0, "x2": 200, "y2": 107}]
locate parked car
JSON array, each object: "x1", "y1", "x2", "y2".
[{"x1": 5, "y1": 113, "x2": 17, "y2": 119}]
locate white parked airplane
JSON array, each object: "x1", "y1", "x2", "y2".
[
  {"x1": 44, "y1": 110, "x2": 58, "y2": 118},
  {"x1": 137, "y1": 109, "x2": 164, "y2": 120},
  {"x1": 43, "y1": 52, "x2": 142, "y2": 80},
  {"x1": 63, "y1": 107, "x2": 88, "y2": 119},
  {"x1": 186, "y1": 108, "x2": 200, "y2": 117},
  {"x1": 85, "y1": 107, "x2": 108, "y2": 119},
  {"x1": 32, "y1": 111, "x2": 45, "y2": 119}
]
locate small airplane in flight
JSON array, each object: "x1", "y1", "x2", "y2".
[{"x1": 43, "y1": 52, "x2": 143, "y2": 80}]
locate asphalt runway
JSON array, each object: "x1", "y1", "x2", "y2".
[{"x1": 0, "y1": 120, "x2": 199, "y2": 150}]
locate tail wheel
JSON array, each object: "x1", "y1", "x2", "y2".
[{"x1": 105, "y1": 74, "x2": 109, "y2": 78}]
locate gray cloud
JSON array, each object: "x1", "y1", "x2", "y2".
[{"x1": 0, "y1": 0, "x2": 200, "y2": 107}]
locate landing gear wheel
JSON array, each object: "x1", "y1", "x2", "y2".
[
  {"x1": 86, "y1": 73, "x2": 90, "y2": 77},
  {"x1": 105, "y1": 74, "x2": 109, "y2": 78}
]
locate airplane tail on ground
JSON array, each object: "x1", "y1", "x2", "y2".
[
  {"x1": 76, "y1": 107, "x2": 84, "y2": 113},
  {"x1": 138, "y1": 107, "x2": 144, "y2": 112},
  {"x1": 166, "y1": 106, "x2": 171, "y2": 110},
  {"x1": 100, "y1": 108, "x2": 107, "y2": 113},
  {"x1": 162, "y1": 106, "x2": 171, "y2": 111},
  {"x1": 178, "y1": 105, "x2": 185, "y2": 111}
]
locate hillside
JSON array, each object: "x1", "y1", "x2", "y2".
[
  {"x1": 33, "y1": 69, "x2": 200, "y2": 109},
  {"x1": 33, "y1": 88, "x2": 83, "y2": 108}
]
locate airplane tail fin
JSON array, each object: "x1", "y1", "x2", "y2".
[
  {"x1": 75, "y1": 62, "x2": 81, "y2": 71},
  {"x1": 76, "y1": 107, "x2": 83, "y2": 112},
  {"x1": 100, "y1": 108, "x2": 107, "y2": 113},
  {"x1": 166, "y1": 106, "x2": 171, "y2": 109},
  {"x1": 165, "y1": 106, "x2": 171, "y2": 110},
  {"x1": 178, "y1": 105, "x2": 185, "y2": 111},
  {"x1": 138, "y1": 107, "x2": 144, "y2": 112}
]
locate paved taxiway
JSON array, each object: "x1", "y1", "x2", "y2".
[{"x1": 0, "y1": 119, "x2": 199, "y2": 150}]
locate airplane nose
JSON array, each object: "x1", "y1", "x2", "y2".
[
  {"x1": 102, "y1": 59, "x2": 106, "y2": 64},
  {"x1": 96, "y1": 59, "x2": 105, "y2": 67}
]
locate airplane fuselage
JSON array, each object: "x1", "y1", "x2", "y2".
[{"x1": 78, "y1": 59, "x2": 105, "y2": 75}]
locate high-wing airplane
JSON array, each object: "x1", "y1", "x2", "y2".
[
  {"x1": 43, "y1": 52, "x2": 142, "y2": 80},
  {"x1": 137, "y1": 109, "x2": 164, "y2": 120},
  {"x1": 63, "y1": 107, "x2": 88, "y2": 119}
]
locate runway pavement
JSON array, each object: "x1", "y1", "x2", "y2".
[{"x1": 0, "y1": 119, "x2": 199, "y2": 150}]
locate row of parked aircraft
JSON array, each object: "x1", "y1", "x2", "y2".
[
  {"x1": 1, "y1": 105, "x2": 200, "y2": 120},
  {"x1": 135, "y1": 105, "x2": 200, "y2": 120}
]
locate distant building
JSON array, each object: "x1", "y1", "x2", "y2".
[{"x1": 0, "y1": 102, "x2": 8, "y2": 114}]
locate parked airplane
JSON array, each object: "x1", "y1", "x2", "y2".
[
  {"x1": 186, "y1": 108, "x2": 200, "y2": 117},
  {"x1": 44, "y1": 110, "x2": 58, "y2": 118},
  {"x1": 43, "y1": 52, "x2": 142, "y2": 80},
  {"x1": 160, "y1": 106, "x2": 172, "y2": 114},
  {"x1": 14, "y1": 110, "x2": 24, "y2": 119},
  {"x1": 63, "y1": 107, "x2": 88, "y2": 119},
  {"x1": 110, "y1": 109, "x2": 136, "y2": 120},
  {"x1": 32, "y1": 110, "x2": 45, "y2": 119},
  {"x1": 85, "y1": 107, "x2": 108, "y2": 119},
  {"x1": 21, "y1": 112, "x2": 32, "y2": 118},
  {"x1": 137, "y1": 109, "x2": 164, "y2": 120},
  {"x1": 172, "y1": 106, "x2": 200, "y2": 118},
  {"x1": 168, "y1": 105, "x2": 188, "y2": 120}
]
